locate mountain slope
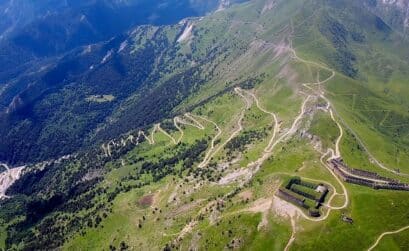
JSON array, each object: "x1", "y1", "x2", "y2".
[
  {"x1": 0, "y1": 0, "x2": 248, "y2": 165},
  {"x1": 1, "y1": 0, "x2": 409, "y2": 250},
  {"x1": 363, "y1": 0, "x2": 409, "y2": 35},
  {"x1": 0, "y1": 0, "x2": 247, "y2": 104}
]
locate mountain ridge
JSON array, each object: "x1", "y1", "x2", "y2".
[{"x1": 1, "y1": 0, "x2": 409, "y2": 250}]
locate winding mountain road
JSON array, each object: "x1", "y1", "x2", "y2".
[
  {"x1": 184, "y1": 113, "x2": 205, "y2": 130},
  {"x1": 291, "y1": 45, "x2": 409, "y2": 178},
  {"x1": 195, "y1": 115, "x2": 222, "y2": 168},
  {"x1": 173, "y1": 117, "x2": 185, "y2": 144},
  {"x1": 240, "y1": 88, "x2": 280, "y2": 153},
  {"x1": 197, "y1": 88, "x2": 250, "y2": 168},
  {"x1": 157, "y1": 123, "x2": 177, "y2": 144},
  {"x1": 367, "y1": 225, "x2": 409, "y2": 251}
]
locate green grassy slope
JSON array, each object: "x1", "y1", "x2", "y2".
[{"x1": 1, "y1": 0, "x2": 409, "y2": 250}]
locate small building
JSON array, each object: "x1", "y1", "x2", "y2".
[
  {"x1": 315, "y1": 185, "x2": 328, "y2": 193},
  {"x1": 309, "y1": 209, "x2": 320, "y2": 217}
]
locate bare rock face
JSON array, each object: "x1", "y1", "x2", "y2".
[
  {"x1": 363, "y1": 0, "x2": 409, "y2": 34},
  {"x1": 0, "y1": 165, "x2": 24, "y2": 199}
]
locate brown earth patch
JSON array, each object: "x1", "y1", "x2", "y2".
[
  {"x1": 170, "y1": 199, "x2": 204, "y2": 217},
  {"x1": 138, "y1": 194, "x2": 154, "y2": 207},
  {"x1": 238, "y1": 190, "x2": 253, "y2": 201}
]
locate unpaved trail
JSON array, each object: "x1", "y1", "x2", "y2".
[
  {"x1": 102, "y1": 130, "x2": 153, "y2": 156},
  {"x1": 157, "y1": 123, "x2": 177, "y2": 144},
  {"x1": 320, "y1": 149, "x2": 349, "y2": 210},
  {"x1": 172, "y1": 88, "x2": 255, "y2": 242},
  {"x1": 329, "y1": 109, "x2": 343, "y2": 159},
  {"x1": 184, "y1": 113, "x2": 205, "y2": 130},
  {"x1": 175, "y1": 115, "x2": 204, "y2": 130},
  {"x1": 284, "y1": 216, "x2": 297, "y2": 251},
  {"x1": 173, "y1": 200, "x2": 219, "y2": 245},
  {"x1": 298, "y1": 49, "x2": 409, "y2": 180},
  {"x1": 220, "y1": 87, "x2": 308, "y2": 182},
  {"x1": 218, "y1": 167, "x2": 252, "y2": 185},
  {"x1": 101, "y1": 143, "x2": 110, "y2": 157},
  {"x1": 235, "y1": 87, "x2": 253, "y2": 108},
  {"x1": 150, "y1": 124, "x2": 159, "y2": 144},
  {"x1": 240, "y1": 88, "x2": 280, "y2": 153},
  {"x1": 367, "y1": 225, "x2": 409, "y2": 251},
  {"x1": 291, "y1": 45, "x2": 409, "y2": 177},
  {"x1": 233, "y1": 93, "x2": 311, "y2": 184},
  {"x1": 106, "y1": 140, "x2": 117, "y2": 157},
  {"x1": 194, "y1": 115, "x2": 222, "y2": 151},
  {"x1": 172, "y1": 88, "x2": 313, "y2": 245},
  {"x1": 175, "y1": 113, "x2": 224, "y2": 168},
  {"x1": 271, "y1": 194, "x2": 298, "y2": 251},
  {"x1": 194, "y1": 115, "x2": 222, "y2": 168},
  {"x1": 197, "y1": 88, "x2": 250, "y2": 168},
  {"x1": 243, "y1": 197, "x2": 272, "y2": 230},
  {"x1": 136, "y1": 131, "x2": 153, "y2": 145},
  {"x1": 173, "y1": 117, "x2": 185, "y2": 143},
  {"x1": 267, "y1": 95, "x2": 311, "y2": 153},
  {"x1": 173, "y1": 113, "x2": 210, "y2": 144},
  {"x1": 337, "y1": 109, "x2": 409, "y2": 177},
  {"x1": 121, "y1": 135, "x2": 135, "y2": 146},
  {"x1": 258, "y1": 52, "x2": 349, "y2": 222}
]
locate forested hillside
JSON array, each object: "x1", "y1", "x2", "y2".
[
  {"x1": 0, "y1": 0, "x2": 248, "y2": 165},
  {"x1": 1, "y1": 0, "x2": 409, "y2": 250}
]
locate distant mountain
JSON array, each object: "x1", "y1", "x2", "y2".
[
  {"x1": 0, "y1": 0, "x2": 247, "y2": 165},
  {"x1": 363, "y1": 0, "x2": 409, "y2": 35},
  {"x1": 0, "y1": 0, "x2": 245, "y2": 83}
]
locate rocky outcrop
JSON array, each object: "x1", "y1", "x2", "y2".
[{"x1": 0, "y1": 165, "x2": 24, "y2": 199}]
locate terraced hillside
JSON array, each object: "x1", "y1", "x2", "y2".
[{"x1": 1, "y1": 0, "x2": 409, "y2": 250}]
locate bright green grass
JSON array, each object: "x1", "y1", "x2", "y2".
[
  {"x1": 239, "y1": 104, "x2": 274, "y2": 167},
  {"x1": 194, "y1": 92, "x2": 247, "y2": 163},
  {"x1": 65, "y1": 176, "x2": 212, "y2": 250},
  {"x1": 327, "y1": 74, "x2": 409, "y2": 174},
  {"x1": 257, "y1": 136, "x2": 344, "y2": 197},
  {"x1": 339, "y1": 123, "x2": 409, "y2": 183},
  {"x1": 293, "y1": 187, "x2": 409, "y2": 251},
  {"x1": 374, "y1": 230, "x2": 409, "y2": 251},
  {"x1": 56, "y1": 1, "x2": 409, "y2": 250},
  {"x1": 309, "y1": 110, "x2": 339, "y2": 151},
  {"x1": 247, "y1": 134, "x2": 409, "y2": 251},
  {"x1": 64, "y1": 179, "x2": 175, "y2": 250},
  {"x1": 290, "y1": 2, "x2": 409, "y2": 175},
  {"x1": 181, "y1": 212, "x2": 292, "y2": 251},
  {"x1": 288, "y1": 114, "x2": 409, "y2": 251},
  {"x1": 255, "y1": 77, "x2": 302, "y2": 128},
  {"x1": 195, "y1": 91, "x2": 244, "y2": 128},
  {"x1": 226, "y1": 101, "x2": 273, "y2": 167}
]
